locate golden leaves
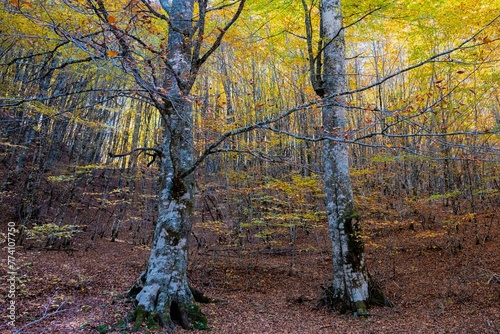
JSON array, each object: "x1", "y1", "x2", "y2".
[{"x1": 106, "y1": 50, "x2": 119, "y2": 57}]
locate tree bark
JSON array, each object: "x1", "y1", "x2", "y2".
[
  {"x1": 127, "y1": 0, "x2": 205, "y2": 330},
  {"x1": 320, "y1": 0, "x2": 371, "y2": 315}
]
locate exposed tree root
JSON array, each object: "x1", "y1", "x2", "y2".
[
  {"x1": 318, "y1": 277, "x2": 393, "y2": 316},
  {"x1": 368, "y1": 277, "x2": 394, "y2": 308},
  {"x1": 191, "y1": 285, "x2": 220, "y2": 304},
  {"x1": 126, "y1": 301, "x2": 207, "y2": 332},
  {"x1": 125, "y1": 279, "x2": 210, "y2": 332}
]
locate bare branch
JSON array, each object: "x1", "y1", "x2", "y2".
[
  {"x1": 195, "y1": 0, "x2": 246, "y2": 68},
  {"x1": 13, "y1": 305, "x2": 74, "y2": 334},
  {"x1": 334, "y1": 12, "x2": 500, "y2": 99},
  {"x1": 109, "y1": 147, "x2": 164, "y2": 167},
  {"x1": 108, "y1": 147, "x2": 164, "y2": 158}
]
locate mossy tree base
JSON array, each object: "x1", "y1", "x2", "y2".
[
  {"x1": 132, "y1": 305, "x2": 163, "y2": 332},
  {"x1": 319, "y1": 278, "x2": 393, "y2": 316},
  {"x1": 126, "y1": 285, "x2": 213, "y2": 332},
  {"x1": 128, "y1": 302, "x2": 208, "y2": 332}
]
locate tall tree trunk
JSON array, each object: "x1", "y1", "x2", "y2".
[
  {"x1": 132, "y1": 103, "x2": 198, "y2": 330},
  {"x1": 86, "y1": 0, "x2": 244, "y2": 329},
  {"x1": 320, "y1": 0, "x2": 371, "y2": 315},
  {"x1": 127, "y1": 0, "x2": 205, "y2": 330}
]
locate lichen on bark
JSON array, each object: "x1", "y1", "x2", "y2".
[{"x1": 316, "y1": 0, "x2": 390, "y2": 316}]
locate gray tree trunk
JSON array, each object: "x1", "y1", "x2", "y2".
[
  {"x1": 320, "y1": 0, "x2": 370, "y2": 314},
  {"x1": 117, "y1": 0, "x2": 246, "y2": 328},
  {"x1": 133, "y1": 106, "x2": 197, "y2": 329},
  {"x1": 129, "y1": 0, "x2": 204, "y2": 330}
]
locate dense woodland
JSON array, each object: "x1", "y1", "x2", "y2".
[{"x1": 1, "y1": 0, "x2": 500, "y2": 333}]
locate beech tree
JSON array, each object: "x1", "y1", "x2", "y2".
[
  {"x1": 1, "y1": 0, "x2": 245, "y2": 330},
  {"x1": 300, "y1": 0, "x2": 500, "y2": 314},
  {"x1": 121, "y1": 0, "x2": 210, "y2": 327},
  {"x1": 94, "y1": 0, "x2": 246, "y2": 330},
  {"x1": 317, "y1": 0, "x2": 371, "y2": 314},
  {"x1": 302, "y1": 0, "x2": 390, "y2": 314}
]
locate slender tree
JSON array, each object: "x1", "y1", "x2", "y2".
[
  {"x1": 303, "y1": 0, "x2": 385, "y2": 314},
  {"x1": 321, "y1": 0, "x2": 371, "y2": 314}
]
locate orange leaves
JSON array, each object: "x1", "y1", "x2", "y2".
[
  {"x1": 434, "y1": 77, "x2": 447, "y2": 90},
  {"x1": 482, "y1": 36, "x2": 493, "y2": 44},
  {"x1": 8, "y1": 0, "x2": 32, "y2": 8},
  {"x1": 157, "y1": 87, "x2": 172, "y2": 95},
  {"x1": 106, "y1": 50, "x2": 119, "y2": 57},
  {"x1": 137, "y1": 12, "x2": 151, "y2": 24},
  {"x1": 106, "y1": 15, "x2": 119, "y2": 30}
]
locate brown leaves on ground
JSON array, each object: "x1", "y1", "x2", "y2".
[{"x1": 0, "y1": 217, "x2": 499, "y2": 334}]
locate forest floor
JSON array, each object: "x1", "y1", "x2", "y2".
[{"x1": 1, "y1": 213, "x2": 499, "y2": 334}]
